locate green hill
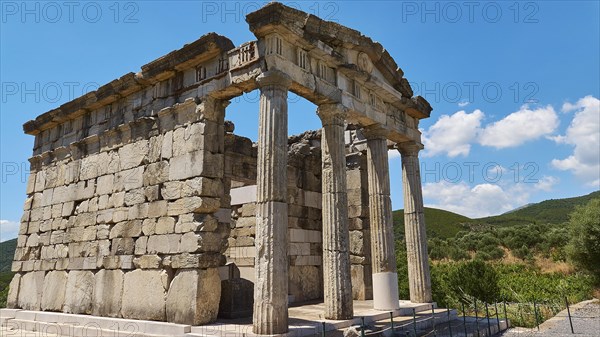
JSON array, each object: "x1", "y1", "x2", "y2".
[
  {"x1": 0, "y1": 239, "x2": 16, "y2": 273},
  {"x1": 477, "y1": 190, "x2": 600, "y2": 226},
  {"x1": 392, "y1": 190, "x2": 600, "y2": 239},
  {"x1": 393, "y1": 207, "x2": 472, "y2": 240}
]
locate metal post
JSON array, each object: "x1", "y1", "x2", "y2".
[
  {"x1": 322, "y1": 322, "x2": 326, "y2": 337},
  {"x1": 533, "y1": 301, "x2": 540, "y2": 331},
  {"x1": 474, "y1": 299, "x2": 480, "y2": 337},
  {"x1": 495, "y1": 302, "x2": 501, "y2": 331},
  {"x1": 361, "y1": 317, "x2": 365, "y2": 337},
  {"x1": 431, "y1": 304, "x2": 437, "y2": 337},
  {"x1": 565, "y1": 297, "x2": 574, "y2": 334},
  {"x1": 503, "y1": 298, "x2": 508, "y2": 327},
  {"x1": 390, "y1": 312, "x2": 394, "y2": 332},
  {"x1": 412, "y1": 308, "x2": 418, "y2": 337},
  {"x1": 447, "y1": 308, "x2": 453, "y2": 337},
  {"x1": 462, "y1": 302, "x2": 468, "y2": 337},
  {"x1": 485, "y1": 303, "x2": 492, "y2": 336}
]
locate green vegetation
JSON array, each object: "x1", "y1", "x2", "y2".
[
  {"x1": 566, "y1": 198, "x2": 600, "y2": 280},
  {"x1": 0, "y1": 239, "x2": 16, "y2": 308},
  {"x1": 395, "y1": 191, "x2": 599, "y2": 327}
]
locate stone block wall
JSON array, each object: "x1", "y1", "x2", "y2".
[{"x1": 9, "y1": 91, "x2": 229, "y2": 325}]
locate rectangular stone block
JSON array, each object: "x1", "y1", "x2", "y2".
[
  {"x1": 41, "y1": 270, "x2": 68, "y2": 312},
  {"x1": 167, "y1": 197, "x2": 220, "y2": 216},
  {"x1": 166, "y1": 268, "x2": 220, "y2": 325},
  {"x1": 18, "y1": 271, "x2": 45, "y2": 311},
  {"x1": 169, "y1": 150, "x2": 223, "y2": 181},
  {"x1": 122, "y1": 269, "x2": 169, "y2": 321},
  {"x1": 92, "y1": 269, "x2": 124, "y2": 318}
]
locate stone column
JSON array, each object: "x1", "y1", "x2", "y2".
[
  {"x1": 317, "y1": 104, "x2": 354, "y2": 320},
  {"x1": 253, "y1": 70, "x2": 292, "y2": 335},
  {"x1": 364, "y1": 128, "x2": 400, "y2": 311},
  {"x1": 398, "y1": 143, "x2": 432, "y2": 303}
]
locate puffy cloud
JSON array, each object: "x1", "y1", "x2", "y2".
[
  {"x1": 0, "y1": 220, "x2": 20, "y2": 242},
  {"x1": 552, "y1": 96, "x2": 600, "y2": 187},
  {"x1": 422, "y1": 176, "x2": 558, "y2": 218},
  {"x1": 422, "y1": 110, "x2": 484, "y2": 157},
  {"x1": 478, "y1": 105, "x2": 559, "y2": 148}
]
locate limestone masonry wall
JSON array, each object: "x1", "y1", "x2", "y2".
[{"x1": 9, "y1": 79, "x2": 230, "y2": 325}]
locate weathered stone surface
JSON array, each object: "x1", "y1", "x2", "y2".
[
  {"x1": 122, "y1": 269, "x2": 169, "y2": 321},
  {"x1": 156, "y1": 217, "x2": 176, "y2": 234},
  {"x1": 147, "y1": 234, "x2": 180, "y2": 254},
  {"x1": 166, "y1": 268, "x2": 221, "y2": 325},
  {"x1": 133, "y1": 255, "x2": 162, "y2": 269},
  {"x1": 119, "y1": 140, "x2": 148, "y2": 170},
  {"x1": 93, "y1": 269, "x2": 124, "y2": 317},
  {"x1": 64, "y1": 270, "x2": 94, "y2": 314},
  {"x1": 319, "y1": 103, "x2": 353, "y2": 320},
  {"x1": 167, "y1": 197, "x2": 220, "y2": 216},
  {"x1": 289, "y1": 265, "x2": 321, "y2": 302},
  {"x1": 17, "y1": 271, "x2": 44, "y2": 310},
  {"x1": 180, "y1": 232, "x2": 222, "y2": 253},
  {"x1": 6, "y1": 273, "x2": 21, "y2": 308},
  {"x1": 41, "y1": 270, "x2": 68, "y2": 312},
  {"x1": 399, "y1": 145, "x2": 432, "y2": 304},
  {"x1": 253, "y1": 71, "x2": 291, "y2": 335},
  {"x1": 110, "y1": 220, "x2": 142, "y2": 238},
  {"x1": 169, "y1": 150, "x2": 223, "y2": 181}
]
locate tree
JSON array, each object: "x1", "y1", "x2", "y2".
[{"x1": 566, "y1": 198, "x2": 600, "y2": 281}]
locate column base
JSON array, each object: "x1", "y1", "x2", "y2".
[{"x1": 372, "y1": 272, "x2": 400, "y2": 310}]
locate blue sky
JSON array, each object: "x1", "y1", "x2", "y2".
[{"x1": 1, "y1": 1, "x2": 599, "y2": 241}]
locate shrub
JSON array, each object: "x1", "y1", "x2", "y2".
[{"x1": 448, "y1": 260, "x2": 500, "y2": 303}]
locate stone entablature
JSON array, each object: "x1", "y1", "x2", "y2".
[{"x1": 10, "y1": 2, "x2": 434, "y2": 334}]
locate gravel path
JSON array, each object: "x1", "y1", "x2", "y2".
[{"x1": 499, "y1": 300, "x2": 599, "y2": 337}]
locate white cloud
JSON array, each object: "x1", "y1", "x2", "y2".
[
  {"x1": 551, "y1": 96, "x2": 600, "y2": 187},
  {"x1": 422, "y1": 176, "x2": 559, "y2": 218},
  {"x1": 478, "y1": 104, "x2": 559, "y2": 148},
  {"x1": 458, "y1": 100, "x2": 470, "y2": 107},
  {"x1": 422, "y1": 110, "x2": 484, "y2": 158},
  {"x1": 0, "y1": 220, "x2": 20, "y2": 242}
]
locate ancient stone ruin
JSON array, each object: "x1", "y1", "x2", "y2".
[{"x1": 7, "y1": 3, "x2": 433, "y2": 334}]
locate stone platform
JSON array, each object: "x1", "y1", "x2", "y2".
[{"x1": 0, "y1": 300, "x2": 444, "y2": 337}]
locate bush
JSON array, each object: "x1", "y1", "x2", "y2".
[
  {"x1": 448, "y1": 260, "x2": 500, "y2": 303},
  {"x1": 449, "y1": 246, "x2": 470, "y2": 261},
  {"x1": 514, "y1": 245, "x2": 533, "y2": 261}
]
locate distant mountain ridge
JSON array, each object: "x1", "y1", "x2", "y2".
[{"x1": 393, "y1": 190, "x2": 600, "y2": 239}]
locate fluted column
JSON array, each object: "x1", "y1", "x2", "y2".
[
  {"x1": 365, "y1": 128, "x2": 400, "y2": 310},
  {"x1": 398, "y1": 142, "x2": 432, "y2": 303},
  {"x1": 317, "y1": 104, "x2": 354, "y2": 320},
  {"x1": 253, "y1": 70, "x2": 292, "y2": 335}
]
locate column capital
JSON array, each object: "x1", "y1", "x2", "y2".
[
  {"x1": 256, "y1": 70, "x2": 292, "y2": 89},
  {"x1": 317, "y1": 103, "x2": 347, "y2": 126},
  {"x1": 396, "y1": 141, "x2": 423, "y2": 156},
  {"x1": 362, "y1": 125, "x2": 389, "y2": 140}
]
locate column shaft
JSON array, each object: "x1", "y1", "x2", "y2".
[
  {"x1": 400, "y1": 144, "x2": 432, "y2": 303},
  {"x1": 318, "y1": 104, "x2": 354, "y2": 320},
  {"x1": 253, "y1": 71, "x2": 292, "y2": 335},
  {"x1": 365, "y1": 131, "x2": 400, "y2": 310}
]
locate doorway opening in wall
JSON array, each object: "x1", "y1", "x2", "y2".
[{"x1": 217, "y1": 90, "x2": 326, "y2": 320}]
